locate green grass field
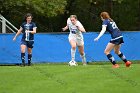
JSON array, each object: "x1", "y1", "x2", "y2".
[{"x1": 0, "y1": 63, "x2": 140, "y2": 93}]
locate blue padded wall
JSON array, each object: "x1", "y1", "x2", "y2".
[{"x1": 0, "y1": 32, "x2": 140, "y2": 64}]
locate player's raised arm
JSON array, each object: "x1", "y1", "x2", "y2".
[
  {"x1": 62, "y1": 18, "x2": 70, "y2": 31},
  {"x1": 62, "y1": 25, "x2": 68, "y2": 31},
  {"x1": 76, "y1": 24, "x2": 86, "y2": 32},
  {"x1": 78, "y1": 27, "x2": 86, "y2": 32},
  {"x1": 32, "y1": 27, "x2": 37, "y2": 34},
  {"x1": 13, "y1": 27, "x2": 23, "y2": 41},
  {"x1": 94, "y1": 25, "x2": 107, "y2": 41}
]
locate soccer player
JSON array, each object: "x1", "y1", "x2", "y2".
[
  {"x1": 62, "y1": 15, "x2": 87, "y2": 65},
  {"x1": 94, "y1": 12, "x2": 131, "y2": 68},
  {"x1": 13, "y1": 13, "x2": 37, "y2": 66}
]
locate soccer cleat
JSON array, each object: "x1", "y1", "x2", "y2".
[
  {"x1": 112, "y1": 64, "x2": 120, "y2": 68},
  {"x1": 83, "y1": 63, "x2": 87, "y2": 66},
  {"x1": 28, "y1": 61, "x2": 32, "y2": 66},
  {"x1": 83, "y1": 62, "x2": 87, "y2": 66},
  {"x1": 125, "y1": 61, "x2": 132, "y2": 67},
  {"x1": 28, "y1": 63, "x2": 31, "y2": 66},
  {"x1": 21, "y1": 63, "x2": 25, "y2": 67}
]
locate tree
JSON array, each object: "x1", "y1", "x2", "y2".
[{"x1": 0, "y1": 0, "x2": 67, "y2": 32}]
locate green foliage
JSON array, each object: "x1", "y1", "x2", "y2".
[
  {"x1": 0, "y1": 0, "x2": 67, "y2": 17},
  {"x1": 0, "y1": 0, "x2": 67, "y2": 32},
  {"x1": 0, "y1": 0, "x2": 140, "y2": 32},
  {"x1": 66, "y1": 0, "x2": 140, "y2": 31}
]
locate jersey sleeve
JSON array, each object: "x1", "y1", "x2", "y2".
[
  {"x1": 20, "y1": 23, "x2": 25, "y2": 29},
  {"x1": 102, "y1": 20, "x2": 108, "y2": 26},
  {"x1": 77, "y1": 21, "x2": 84, "y2": 28},
  {"x1": 32, "y1": 22, "x2": 37, "y2": 28},
  {"x1": 67, "y1": 18, "x2": 71, "y2": 26}
]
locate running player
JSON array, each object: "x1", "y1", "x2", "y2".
[
  {"x1": 94, "y1": 12, "x2": 131, "y2": 68},
  {"x1": 62, "y1": 15, "x2": 87, "y2": 65},
  {"x1": 13, "y1": 13, "x2": 37, "y2": 66}
]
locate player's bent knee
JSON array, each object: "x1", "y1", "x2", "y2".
[
  {"x1": 72, "y1": 46, "x2": 76, "y2": 50},
  {"x1": 28, "y1": 51, "x2": 32, "y2": 54},
  {"x1": 114, "y1": 51, "x2": 120, "y2": 55},
  {"x1": 104, "y1": 50, "x2": 110, "y2": 55},
  {"x1": 80, "y1": 52, "x2": 84, "y2": 56},
  {"x1": 21, "y1": 50, "x2": 25, "y2": 53}
]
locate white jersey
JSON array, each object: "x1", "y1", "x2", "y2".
[
  {"x1": 67, "y1": 18, "x2": 84, "y2": 46},
  {"x1": 67, "y1": 18, "x2": 84, "y2": 39}
]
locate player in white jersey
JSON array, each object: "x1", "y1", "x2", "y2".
[{"x1": 62, "y1": 15, "x2": 87, "y2": 65}]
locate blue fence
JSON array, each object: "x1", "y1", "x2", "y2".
[{"x1": 0, "y1": 32, "x2": 140, "y2": 64}]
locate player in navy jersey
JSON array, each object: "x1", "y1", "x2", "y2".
[
  {"x1": 13, "y1": 13, "x2": 37, "y2": 66},
  {"x1": 94, "y1": 12, "x2": 131, "y2": 68}
]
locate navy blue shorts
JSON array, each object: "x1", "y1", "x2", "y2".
[
  {"x1": 21, "y1": 40, "x2": 34, "y2": 48},
  {"x1": 110, "y1": 37, "x2": 124, "y2": 45}
]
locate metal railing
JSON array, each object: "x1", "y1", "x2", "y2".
[{"x1": 0, "y1": 14, "x2": 18, "y2": 33}]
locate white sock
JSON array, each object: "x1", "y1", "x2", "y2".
[
  {"x1": 81, "y1": 53, "x2": 86, "y2": 64},
  {"x1": 71, "y1": 48, "x2": 76, "y2": 61}
]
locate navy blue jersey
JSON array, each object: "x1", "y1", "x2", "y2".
[
  {"x1": 102, "y1": 19, "x2": 122, "y2": 39},
  {"x1": 21, "y1": 22, "x2": 37, "y2": 41}
]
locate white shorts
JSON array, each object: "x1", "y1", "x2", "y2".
[{"x1": 68, "y1": 34, "x2": 84, "y2": 46}]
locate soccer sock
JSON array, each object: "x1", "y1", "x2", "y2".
[
  {"x1": 28, "y1": 54, "x2": 32, "y2": 65},
  {"x1": 80, "y1": 53, "x2": 86, "y2": 64},
  {"x1": 118, "y1": 53, "x2": 127, "y2": 63},
  {"x1": 107, "y1": 54, "x2": 116, "y2": 65},
  {"x1": 71, "y1": 48, "x2": 76, "y2": 61},
  {"x1": 21, "y1": 53, "x2": 25, "y2": 65}
]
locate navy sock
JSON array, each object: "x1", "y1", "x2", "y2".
[
  {"x1": 118, "y1": 53, "x2": 127, "y2": 63},
  {"x1": 107, "y1": 54, "x2": 116, "y2": 65},
  {"x1": 28, "y1": 54, "x2": 32, "y2": 64},
  {"x1": 21, "y1": 53, "x2": 25, "y2": 64}
]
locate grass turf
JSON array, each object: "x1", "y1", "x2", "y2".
[{"x1": 0, "y1": 63, "x2": 140, "y2": 93}]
